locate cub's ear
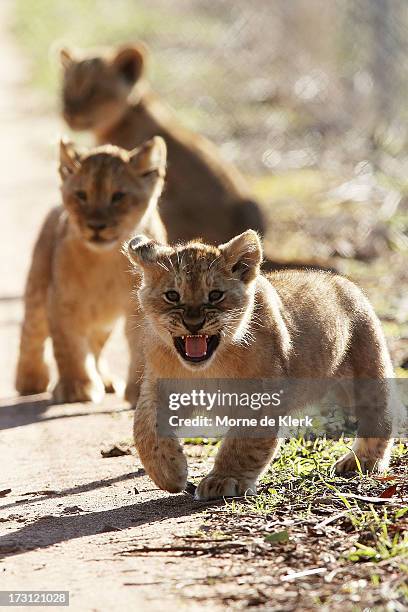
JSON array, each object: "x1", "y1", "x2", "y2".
[
  {"x1": 219, "y1": 230, "x2": 263, "y2": 282},
  {"x1": 59, "y1": 46, "x2": 75, "y2": 70},
  {"x1": 59, "y1": 139, "x2": 81, "y2": 179},
  {"x1": 124, "y1": 235, "x2": 173, "y2": 270},
  {"x1": 128, "y1": 136, "x2": 167, "y2": 178},
  {"x1": 112, "y1": 44, "x2": 146, "y2": 85}
]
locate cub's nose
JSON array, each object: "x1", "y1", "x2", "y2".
[
  {"x1": 183, "y1": 307, "x2": 206, "y2": 333},
  {"x1": 183, "y1": 318, "x2": 206, "y2": 334},
  {"x1": 87, "y1": 219, "x2": 108, "y2": 231}
]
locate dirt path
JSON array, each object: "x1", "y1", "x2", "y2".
[{"x1": 0, "y1": 5, "x2": 221, "y2": 610}]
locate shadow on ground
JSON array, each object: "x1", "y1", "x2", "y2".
[
  {"x1": 0, "y1": 493, "x2": 205, "y2": 559},
  {"x1": 0, "y1": 395, "x2": 133, "y2": 431},
  {"x1": 0, "y1": 470, "x2": 146, "y2": 513}
]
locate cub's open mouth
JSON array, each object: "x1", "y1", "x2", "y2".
[{"x1": 174, "y1": 334, "x2": 220, "y2": 363}]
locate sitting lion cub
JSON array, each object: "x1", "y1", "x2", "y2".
[
  {"x1": 59, "y1": 43, "x2": 266, "y2": 245},
  {"x1": 125, "y1": 230, "x2": 394, "y2": 500},
  {"x1": 16, "y1": 136, "x2": 167, "y2": 404}
]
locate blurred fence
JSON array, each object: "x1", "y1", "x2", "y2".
[
  {"x1": 135, "y1": 0, "x2": 408, "y2": 178},
  {"x1": 14, "y1": 0, "x2": 408, "y2": 176},
  {"x1": 12, "y1": 0, "x2": 408, "y2": 275}
]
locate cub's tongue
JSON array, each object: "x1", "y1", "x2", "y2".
[{"x1": 185, "y1": 335, "x2": 207, "y2": 358}]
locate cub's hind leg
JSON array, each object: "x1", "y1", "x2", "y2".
[
  {"x1": 49, "y1": 297, "x2": 105, "y2": 404},
  {"x1": 335, "y1": 317, "x2": 394, "y2": 474},
  {"x1": 334, "y1": 377, "x2": 394, "y2": 473}
]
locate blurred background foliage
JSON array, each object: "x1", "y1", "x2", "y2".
[{"x1": 13, "y1": 0, "x2": 408, "y2": 369}]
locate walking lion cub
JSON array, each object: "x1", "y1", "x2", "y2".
[
  {"x1": 16, "y1": 136, "x2": 167, "y2": 404},
  {"x1": 125, "y1": 231, "x2": 395, "y2": 500}
]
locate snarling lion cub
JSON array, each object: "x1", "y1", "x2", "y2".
[
  {"x1": 16, "y1": 136, "x2": 167, "y2": 404},
  {"x1": 125, "y1": 230, "x2": 394, "y2": 500},
  {"x1": 59, "y1": 43, "x2": 266, "y2": 245}
]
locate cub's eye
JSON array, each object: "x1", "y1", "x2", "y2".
[
  {"x1": 111, "y1": 191, "x2": 125, "y2": 204},
  {"x1": 140, "y1": 169, "x2": 158, "y2": 179},
  {"x1": 164, "y1": 290, "x2": 180, "y2": 303},
  {"x1": 208, "y1": 290, "x2": 224, "y2": 303},
  {"x1": 75, "y1": 190, "x2": 87, "y2": 202}
]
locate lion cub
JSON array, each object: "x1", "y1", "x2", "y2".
[
  {"x1": 125, "y1": 230, "x2": 395, "y2": 500},
  {"x1": 16, "y1": 136, "x2": 167, "y2": 404},
  {"x1": 59, "y1": 43, "x2": 266, "y2": 245}
]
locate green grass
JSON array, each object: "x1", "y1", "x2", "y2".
[
  {"x1": 346, "y1": 507, "x2": 408, "y2": 563},
  {"x1": 223, "y1": 437, "x2": 408, "y2": 565},
  {"x1": 192, "y1": 436, "x2": 408, "y2": 608},
  {"x1": 225, "y1": 437, "x2": 352, "y2": 516}
]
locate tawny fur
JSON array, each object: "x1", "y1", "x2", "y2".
[
  {"x1": 126, "y1": 231, "x2": 395, "y2": 500},
  {"x1": 16, "y1": 136, "x2": 167, "y2": 405},
  {"x1": 59, "y1": 43, "x2": 267, "y2": 245}
]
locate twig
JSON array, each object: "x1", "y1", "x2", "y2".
[
  {"x1": 120, "y1": 541, "x2": 248, "y2": 556},
  {"x1": 338, "y1": 492, "x2": 408, "y2": 504},
  {"x1": 315, "y1": 511, "x2": 348, "y2": 529},
  {"x1": 281, "y1": 567, "x2": 327, "y2": 581}
]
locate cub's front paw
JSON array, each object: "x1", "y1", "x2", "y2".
[
  {"x1": 195, "y1": 474, "x2": 257, "y2": 501},
  {"x1": 335, "y1": 451, "x2": 390, "y2": 474},
  {"x1": 52, "y1": 378, "x2": 105, "y2": 404},
  {"x1": 16, "y1": 365, "x2": 50, "y2": 396},
  {"x1": 137, "y1": 440, "x2": 188, "y2": 494}
]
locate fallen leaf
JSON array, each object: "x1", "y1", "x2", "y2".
[
  {"x1": 380, "y1": 484, "x2": 397, "y2": 498},
  {"x1": 264, "y1": 530, "x2": 289, "y2": 543},
  {"x1": 388, "y1": 519, "x2": 408, "y2": 534},
  {"x1": 373, "y1": 475, "x2": 399, "y2": 482}
]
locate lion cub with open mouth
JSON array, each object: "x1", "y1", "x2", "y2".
[
  {"x1": 16, "y1": 136, "x2": 167, "y2": 405},
  {"x1": 125, "y1": 230, "x2": 395, "y2": 500}
]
